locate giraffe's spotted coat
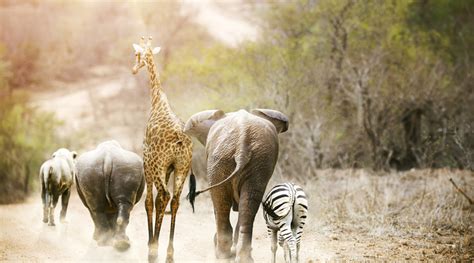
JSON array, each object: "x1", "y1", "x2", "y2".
[{"x1": 133, "y1": 40, "x2": 193, "y2": 260}]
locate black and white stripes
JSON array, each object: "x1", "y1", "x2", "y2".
[{"x1": 262, "y1": 183, "x2": 308, "y2": 263}]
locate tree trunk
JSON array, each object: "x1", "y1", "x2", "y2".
[{"x1": 401, "y1": 108, "x2": 423, "y2": 169}]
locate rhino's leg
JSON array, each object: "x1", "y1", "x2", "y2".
[
  {"x1": 60, "y1": 188, "x2": 71, "y2": 223},
  {"x1": 94, "y1": 211, "x2": 113, "y2": 246},
  {"x1": 41, "y1": 183, "x2": 48, "y2": 223},
  {"x1": 48, "y1": 194, "x2": 60, "y2": 226},
  {"x1": 113, "y1": 202, "x2": 132, "y2": 251}
]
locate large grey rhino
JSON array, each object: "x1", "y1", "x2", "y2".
[
  {"x1": 40, "y1": 148, "x2": 77, "y2": 226},
  {"x1": 75, "y1": 140, "x2": 144, "y2": 251}
]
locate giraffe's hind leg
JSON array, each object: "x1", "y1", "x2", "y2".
[
  {"x1": 145, "y1": 180, "x2": 157, "y2": 261},
  {"x1": 166, "y1": 167, "x2": 189, "y2": 263},
  {"x1": 145, "y1": 181, "x2": 154, "y2": 244},
  {"x1": 148, "y1": 169, "x2": 170, "y2": 261}
]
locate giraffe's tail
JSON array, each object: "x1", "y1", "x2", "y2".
[{"x1": 186, "y1": 169, "x2": 197, "y2": 213}]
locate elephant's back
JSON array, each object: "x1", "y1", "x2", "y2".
[
  {"x1": 206, "y1": 111, "x2": 279, "y2": 186},
  {"x1": 208, "y1": 112, "x2": 278, "y2": 157}
]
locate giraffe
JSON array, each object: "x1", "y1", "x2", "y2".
[{"x1": 132, "y1": 36, "x2": 194, "y2": 262}]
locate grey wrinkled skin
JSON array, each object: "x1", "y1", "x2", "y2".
[
  {"x1": 40, "y1": 148, "x2": 77, "y2": 226},
  {"x1": 75, "y1": 140, "x2": 145, "y2": 251},
  {"x1": 184, "y1": 109, "x2": 289, "y2": 263}
]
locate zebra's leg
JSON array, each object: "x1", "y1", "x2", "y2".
[
  {"x1": 270, "y1": 228, "x2": 278, "y2": 263},
  {"x1": 280, "y1": 224, "x2": 297, "y2": 263},
  {"x1": 294, "y1": 186, "x2": 308, "y2": 263},
  {"x1": 295, "y1": 222, "x2": 305, "y2": 263}
]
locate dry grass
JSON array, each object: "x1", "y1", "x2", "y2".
[{"x1": 292, "y1": 169, "x2": 473, "y2": 260}]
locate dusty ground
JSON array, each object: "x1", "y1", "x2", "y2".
[
  {"x1": 0, "y1": 189, "x2": 333, "y2": 262},
  {"x1": 1, "y1": 171, "x2": 471, "y2": 262}
]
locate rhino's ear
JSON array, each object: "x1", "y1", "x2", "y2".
[
  {"x1": 184, "y1": 110, "x2": 225, "y2": 145},
  {"x1": 251, "y1": 109, "x2": 289, "y2": 133}
]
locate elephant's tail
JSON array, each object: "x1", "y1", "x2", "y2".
[
  {"x1": 103, "y1": 153, "x2": 113, "y2": 207},
  {"x1": 191, "y1": 138, "x2": 251, "y2": 201},
  {"x1": 186, "y1": 169, "x2": 197, "y2": 213}
]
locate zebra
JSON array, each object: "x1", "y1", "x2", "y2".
[{"x1": 262, "y1": 183, "x2": 308, "y2": 263}]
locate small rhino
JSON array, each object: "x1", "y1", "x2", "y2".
[
  {"x1": 40, "y1": 148, "x2": 77, "y2": 226},
  {"x1": 75, "y1": 140, "x2": 144, "y2": 251}
]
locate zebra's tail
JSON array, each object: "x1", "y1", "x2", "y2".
[{"x1": 186, "y1": 169, "x2": 197, "y2": 213}]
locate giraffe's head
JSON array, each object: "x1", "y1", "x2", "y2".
[{"x1": 132, "y1": 36, "x2": 161, "y2": 74}]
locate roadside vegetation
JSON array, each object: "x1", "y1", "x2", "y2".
[{"x1": 0, "y1": 3, "x2": 472, "y2": 258}]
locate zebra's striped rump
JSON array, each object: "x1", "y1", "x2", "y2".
[{"x1": 262, "y1": 183, "x2": 308, "y2": 263}]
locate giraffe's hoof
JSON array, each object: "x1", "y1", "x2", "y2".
[
  {"x1": 48, "y1": 222, "x2": 56, "y2": 227},
  {"x1": 165, "y1": 255, "x2": 174, "y2": 263},
  {"x1": 148, "y1": 248, "x2": 158, "y2": 262},
  {"x1": 148, "y1": 253, "x2": 158, "y2": 262}
]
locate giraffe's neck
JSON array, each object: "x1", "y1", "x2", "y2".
[{"x1": 145, "y1": 55, "x2": 171, "y2": 112}]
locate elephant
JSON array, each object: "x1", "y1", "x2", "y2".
[
  {"x1": 75, "y1": 140, "x2": 145, "y2": 251},
  {"x1": 40, "y1": 148, "x2": 77, "y2": 226},
  {"x1": 185, "y1": 109, "x2": 289, "y2": 263}
]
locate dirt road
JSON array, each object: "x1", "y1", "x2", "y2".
[
  {"x1": 2, "y1": 170, "x2": 472, "y2": 262},
  {"x1": 0, "y1": 189, "x2": 333, "y2": 262}
]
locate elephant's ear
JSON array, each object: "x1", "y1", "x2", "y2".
[
  {"x1": 251, "y1": 109, "x2": 289, "y2": 133},
  {"x1": 184, "y1": 110, "x2": 226, "y2": 145}
]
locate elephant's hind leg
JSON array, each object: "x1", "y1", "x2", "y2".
[
  {"x1": 210, "y1": 186, "x2": 233, "y2": 259},
  {"x1": 235, "y1": 184, "x2": 265, "y2": 263}
]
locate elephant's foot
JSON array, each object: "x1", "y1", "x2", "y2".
[
  {"x1": 235, "y1": 255, "x2": 254, "y2": 263},
  {"x1": 214, "y1": 232, "x2": 233, "y2": 259},
  {"x1": 235, "y1": 246, "x2": 253, "y2": 263},
  {"x1": 216, "y1": 247, "x2": 233, "y2": 259}
]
